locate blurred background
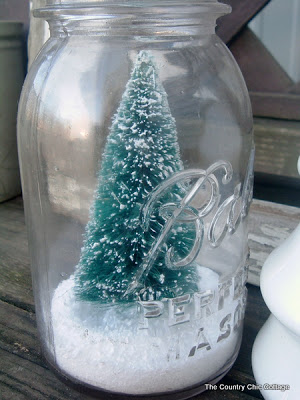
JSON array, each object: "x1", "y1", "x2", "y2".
[{"x1": 0, "y1": 0, "x2": 299, "y2": 206}]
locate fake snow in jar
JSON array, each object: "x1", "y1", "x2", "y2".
[{"x1": 17, "y1": 1, "x2": 254, "y2": 398}]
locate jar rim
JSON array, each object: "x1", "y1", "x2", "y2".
[{"x1": 34, "y1": 1, "x2": 231, "y2": 20}]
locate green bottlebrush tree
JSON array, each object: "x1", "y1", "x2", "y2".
[{"x1": 74, "y1": 51, "x2": 199, "y2": 303}]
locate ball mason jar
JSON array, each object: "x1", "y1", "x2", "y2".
[{"x1": 17, "y1": 0, "x2": 254, "y2": 398}]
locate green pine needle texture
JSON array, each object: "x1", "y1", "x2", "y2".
[{"x1": 74, "y1": 51, "x2": 199, "y2": 303}]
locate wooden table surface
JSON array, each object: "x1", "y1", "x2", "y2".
[{"x1": 0, "y1": 197, "x2": 299, "y2": 400}]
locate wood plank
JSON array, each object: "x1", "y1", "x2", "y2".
[
  {"x1": 290, "y1": 82, "x2": 300, "y2": 94},
  {"x1": 0, "y1": 299, "x2": 40, "y2": 365},
  {"x1": 0, "y1": 197, "x2": 34, "y2": 311},
  {"x1": 253, "y1": 118, "x2": 300, "y2": 179},
  {"x1": 248, "y1": 199, "x2": 300, "y2": 286},
  {"x1": 0, "y1": 300, "x2": 95, "y2": 400},
  {"x1": 230, "y1": 28, "x2": 293, "y2": 93},
  {"x1": 0, "y1": 348, "x2": 89, "y2": 400},
  {"x1": 250, "y1": 92, "x2": 300, "y2": 121},
  {"x1": 216, "y1": 0, "x2": 271, "y2": 44}
]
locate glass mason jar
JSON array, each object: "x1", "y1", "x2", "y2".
[{"x1": 17, "y1": 0, "x2": 254, "y2": 398}]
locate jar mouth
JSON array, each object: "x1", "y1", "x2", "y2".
[
  {"x1": 34, "y1": 1, "x2": 231, "y2": 39},
  {"x1": 34, "y1": 1, "x2": 231, "y2": 20}
]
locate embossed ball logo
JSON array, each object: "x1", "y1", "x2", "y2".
[{"x1": 126, "y1": 155, "x2": 254, "y2": 297}]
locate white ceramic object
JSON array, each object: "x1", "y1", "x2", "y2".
[
  {"x1": 252, "y1": 157, "x2": 300, "y2": 400},
  {"x1": 28, "y1": 0, "x2": 107, "y2": 67},
  {"x1": 252, "y1": 314, "x2": 300, "y2": 399}
]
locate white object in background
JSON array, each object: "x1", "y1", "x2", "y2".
[
  {"x1": 249, "y1": 0, "x2": 300, "y2": 83},
  {"x1": 252, "y1": 156, "x2": 300, "y2": 400},
  {"x1": 28, "y1": 0, "x2": 107, "y2": 68},
  {"x1": 28, "y1": 0, "x2": 50, "y2": 68},
  {"x1": 0, "y1": 22, "x2": 24, "y2": 202}
]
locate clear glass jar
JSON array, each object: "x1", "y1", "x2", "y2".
[{"x1": 17, "y1": 1, "x2": 254, "y2": 398}]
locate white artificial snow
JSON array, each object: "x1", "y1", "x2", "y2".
[
  {"x1": 51, "y1": 266, "x2": 241, "y2": 395},
  {"x1": 133, "y1": 138, "x2": 149, "y2": 149}
]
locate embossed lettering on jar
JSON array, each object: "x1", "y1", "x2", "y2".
[{"x1": 17, "y1": 0, "x2": 254, "y2": 398}]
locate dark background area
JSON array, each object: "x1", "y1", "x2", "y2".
[
  {"x1": 254, "y1": 173, "x2": 300, "y2": 207},
  {"x1": 0, "y1": 0, "x2": 30, "y2": 32},
  {"x1": 1, "y1": 0, "x2": 299, "y2": 207}
]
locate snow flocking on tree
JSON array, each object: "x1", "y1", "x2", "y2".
[{"x1": 74, "y1": 50, "x2": 200, "y2": 304}]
